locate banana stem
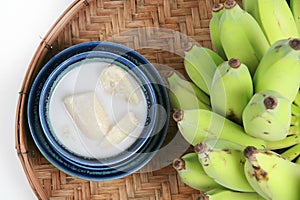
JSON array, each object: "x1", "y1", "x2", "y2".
[
  {"x1": 266, "y1": 134, "x2": 300, "y2": 150},
  {"x1": 172, "y1": 158, "x2": 185, "y2": 171},
  {"x1": 281, "y1": 143, "x2": 300, "y2": 161}
]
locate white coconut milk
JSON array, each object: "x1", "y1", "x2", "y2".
[{"x1": 48, "y1": 58, "x2": 148, "y2": 159}]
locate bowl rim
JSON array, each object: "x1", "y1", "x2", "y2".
[{"x1": 27, "y1": 41, "x2": 170, "y2": 181}]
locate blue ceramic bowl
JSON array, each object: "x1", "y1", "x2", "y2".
[
  {"x1": 27, "y1": 41, "x2": 170, "y2": 181},
  {"x1": 39, "y1": 51, "x2": 157, "y2": 167}
]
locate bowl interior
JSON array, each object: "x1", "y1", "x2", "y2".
[{"x1": 39, "y1": 51, "x2": 158, "y2": 167}]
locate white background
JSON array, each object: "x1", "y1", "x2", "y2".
[{"x1": 0, "y1": 1, "x2": 73, "y2": 199}]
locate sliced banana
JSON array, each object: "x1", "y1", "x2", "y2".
[
  {"x1": 64, "y1": 92, "x2": 110, "y2": 140},
  {"x1": 105, "y1": 111, "x2": 140, "y2": 144},
  {"x1": 100, "y1": 64, "x2": 141, "y2": 104}
]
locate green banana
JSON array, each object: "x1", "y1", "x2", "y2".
[
  {"x1": 195, "y1": 142, "x2": 254, "y2": 192},
  {"x1": 281, "y1": 143, "x2": 300, "y2": 161},
  {"x1": 243, "y1": 0, "x2": 299, "y2": 45},
  {"x1": 219, "y1": 0, "x2": 270, "y2": 75},
  {"x1": 199, "y1": 188, "x2": 264, "y2": 200},
  {"x1": 242, "y1": 90, "x2": 292, "y2": 142},
  {"x1": 209, "y1": 3, "x2": 226, "y2": 60},
  {"x1": 172, "y1": 153, "x2": 222, "y2": 191},
  {"x1": 166, "y1": 71, "x2": 211, "y2": 110},
  {"x1": 253, "y1": 38, "x2": 300, "y2": 103},
  {"x1": 292, "y1": 103, "x2": 300, "y2": 117},
  {"x1": 293, "y1": 90, "x2": 300, "y2": 107},
  {"x1": 244, "y1": 146, "x2": 300, "y2": 200},
  {"x1": 205, "y1": 139, "x2": 245, "y2": 151},
  {"x1": 289, "y1": 125, "x2": 300, "y2": 135},
  {"x1": 296, "y1": 156, "x2": 300, "y2": 164},
  {"x1": 291, "y1": 115, "x2": 299, "y2": 126},
  {"x1": 210, "y1": 58, "x2": 253, "y2": 124},
  {"x1": 291, "y1": 0, "x2": 300, "y2": 36},
  {"x1": 184, "y1": 45, "x2": 224, "y2": 95},
  {"x1": 173, "y1": 109, "x2": 267, "y2": 149},
  {"x1": 266, "y1": 133, "x2": 300, "y2": 150}
]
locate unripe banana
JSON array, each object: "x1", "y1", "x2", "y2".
[
  {"x1": 253, "y1": 38, "x2": 300, "y2": 102},
  {"x1": 289, "y1": 125, "x2": 300, "y2": 135},
  {"x1": 243, "y1": 0, "x2": 299, "y2": 45},
  {"x1": 199, "y1": 188, "x2": 264, "y2": 200},
  {"x1": 244, "y1": 146, "x2": 300, "y2": 200},
  {"x1": 210, "y1": 58, "x2": 253, "y2": 124},
  {"x1": 166, "y1": 71, "x2": 211, "y2": 110},
  {"x1": 209, "y1": 3, "x2": 226, "y2": 60},
  {"x1": 291, "y1": 0, "x2": 300, "y2": 35},
  {"x1": 173, "y1": 109, "x2": 267, "y2": 149},
  {"x1": 242, "y1": 90, "x2": 292, "y2": 142},
  {"x1": 292, "y1": 103, "x2": 300, "y2": 117},
  {"x1": 266, "y1": 133, "x2": 300, "y2": 150},
  {"x1": 205, "y1": 139, "x2": 245, "y2": 151},
  {"x1": 219, "y1": 0, "x2": 270, "y2": 75},
  {"x1": 293, "y1": 90, "x2": 300, "y2": 107},
  {"x1": 281, "y1": 143, "x2": 300, "y2": 161},
  {"x1": 184, "y1": 45, "x2": 224, "y2": 95},
  {"x1": 195, "y1": 142, "x2": 254, "y2": 192},
  {"x1": 172, "y1": 153, "x2": 222, "y2": 191},
  {"x1": 296, "y1": 156, "x2": 300, "y2": 164}
]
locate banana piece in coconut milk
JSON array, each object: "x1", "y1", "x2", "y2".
[
  {"x1": 100, "y1": 64, "x2": 141, "y2": 104},
  {"x1": 105, "y1": 111, "x2": 140, "y2": 144},
  {"x1": 64, "y1": 92, "x2": 110, "y2": 140}
]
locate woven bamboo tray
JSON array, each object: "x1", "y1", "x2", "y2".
[{"x1": 15, "y1": 0, "x2": 239, "y2": 199}]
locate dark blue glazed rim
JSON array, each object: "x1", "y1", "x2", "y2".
[
  {"x1": 27, "y1": 41, "x2": 170, "y2": 181},
  {"x1": 39, "y1": 51, "x2": 157, "y2": 168}
]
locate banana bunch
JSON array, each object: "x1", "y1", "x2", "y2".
[{"x1": 169, "y1": 0, "x2": 300, "y2": 199}]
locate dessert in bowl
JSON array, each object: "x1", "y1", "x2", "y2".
[{"x1": 27, "y1": 42, "x2": 170, "y2": 180}]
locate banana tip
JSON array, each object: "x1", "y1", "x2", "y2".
[
  {"x1": 184, "y1": 43, "x2": 195, "y2": 52},
  {"x1": 263, "y1": 96, "x2": 278, "y2": 110},
  {"x1": 194, "y1": 142, "x2": 208, "y2": 154},
  {"x1": 173, "y1": 110, "x2": 184, "y2": 122},
  {"x1": 289, "y1": 38, "x2": 300, "y2": 50},
  {"x1": 198, "y1": 194, "x2": 209, "y2": 200},
  {"x1": 212, "y1": 3, "x2": 224, "y2": 12},
  {"x1": 228, "y1": 58, "x2": 241, "y2": 69},
  {"x1": 172, "y1": 158, "x2": 185, "y2": 171},
  {"x1": 224, "y1": 0, "x2": 236, "y2": 9},
  {"x1": 243, "y1": 146, "x2": 258, "y2": 160},
  {"x1": 165, "y1": 70, "x2": 175, "y2": 79}
]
